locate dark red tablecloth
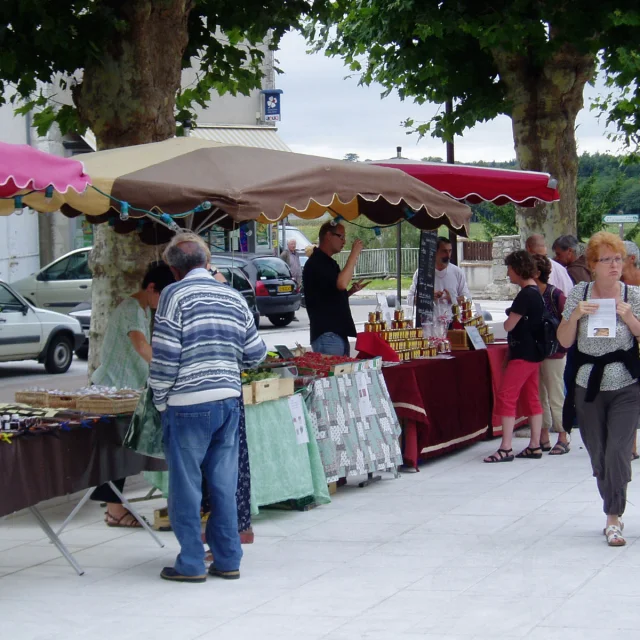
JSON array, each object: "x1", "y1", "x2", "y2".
[{"x1": 381, "y1": 345, "x2": 511, "y2": 467}]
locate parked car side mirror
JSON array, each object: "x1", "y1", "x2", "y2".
[{"x1": 36, "y1": 271, "x2": 49, "y2": 282}]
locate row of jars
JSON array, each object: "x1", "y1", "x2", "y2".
[{"x1": 364, "y1": 324, "x2": 417, "y2": 336}]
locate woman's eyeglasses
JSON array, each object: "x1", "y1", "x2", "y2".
[
  {"x1": 331, "y1": 232, "x2": 345, "y2": 240},
  {"x1": 597, "y1": 256, "x2": 623, "y2": 265}
]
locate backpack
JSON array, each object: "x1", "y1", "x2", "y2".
[{"x1": 534, "y1": 304, "x2": 560, "y2": 359}]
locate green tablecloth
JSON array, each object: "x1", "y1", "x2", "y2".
[
  {"x1": 303, "y1": 369, "x2": 403, "y2": 483},
  {"x1": 245, "y1": 396, "x2": 331, "y2": 514}
]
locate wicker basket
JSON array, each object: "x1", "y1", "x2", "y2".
[
  {"x1": 76, "y1": 394, "x2": 141, "y2": 415},
  {"x1": 47, "y1": 394, "x2": 79, "y2": 409},
  {"x1": 14, "y1": 391, "x2": 49, "y2": 407}
]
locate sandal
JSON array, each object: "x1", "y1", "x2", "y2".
[
  {"x1": 484, "y1": 448, "x2": 514, "y2": 463},
  {"x1": 632, "y1": 452, "x2": 639, "y2": 461},
  {"x1": 549, "y1": 442, "x2": 570, "y2": 456},
  {"x1": 105, "y1": 510, "x2": 143, "y2": 528},
  {"x1": 515, "y1": 446, "x2": 542, "y2": 460},
  {"x1": 604, "y1": 524, "x2": 626, "y2": 547},
  {"x1": 540, "y1": 441, "x2": 551, "y2": 452}
]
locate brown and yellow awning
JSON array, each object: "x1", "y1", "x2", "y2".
[{"x1": 1, "y1": 138, "x2": 471, "y2": 244}]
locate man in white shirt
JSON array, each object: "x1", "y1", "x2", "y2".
[
  {"x1": 525, "y1": 234, "x2": 573, "y2": 296},
  {"x1": 408, "y1": 236, "x2": 470, "y2": 307}
]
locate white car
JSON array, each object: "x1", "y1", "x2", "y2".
[
  {"x1": 0, "y1": 280, "x2": 84, "y2": 373},
  {"x1": 11, "y1": 247, "x2": 92, "y2": 313}
]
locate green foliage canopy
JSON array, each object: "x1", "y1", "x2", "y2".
[
  {"x1": 307, "y1": 1, "x2": 640, "y2": 151},
  {"x1": 0, "y1": 0, "x2": 323, "y2": 137}
]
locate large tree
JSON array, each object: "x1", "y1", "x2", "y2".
[
  {"x1": 0, "y1": 0, "x2": 320, "y2": 371},
  {"x1": 307, "y1": 1, "x2": 640, "y2": 241}
]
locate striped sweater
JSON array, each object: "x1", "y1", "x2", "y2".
[{"x1": 150, "y1": 268, "x2": 267, "y2": 411}]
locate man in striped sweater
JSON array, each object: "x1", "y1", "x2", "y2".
[{"x1": 150, "y1": 232, "x2": 267, "y2": 583}]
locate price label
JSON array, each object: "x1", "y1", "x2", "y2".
[{"x1": 288, "y1": 394, "x2": 309, "y2": 445}]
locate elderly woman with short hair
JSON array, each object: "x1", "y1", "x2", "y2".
[{"x1": 558, "y1": 232, "x2": 640, "y2": 546}]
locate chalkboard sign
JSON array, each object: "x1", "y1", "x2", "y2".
[{"x1": 416, "y1": 230, "x2": 438, "y2": 323}]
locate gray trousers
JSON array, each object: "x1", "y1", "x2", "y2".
[{"x1": 576, "y1": 384, "x2": 640, "y2": 516}]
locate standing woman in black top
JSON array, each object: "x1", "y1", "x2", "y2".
[{"x1": 485, "y1": 251, "x2": 546, "y2": 463}]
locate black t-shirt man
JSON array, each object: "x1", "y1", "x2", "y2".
[
  {"x1": 507, "y1": 285, "x2": 545, "y2": 361},
  {"x1": 303, "y1": 247, "x2": 357, "y2": 342}
]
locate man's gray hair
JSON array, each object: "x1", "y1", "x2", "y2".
[
  {"x1": 624, "y1": 241, "x2": 640, "y2": 261},
  {"x1": 552, "y1": 234, "x2": 579, "y2": 252},
  {"x1": 163, "y1": 232, "x2": 211, "y2": 273}
]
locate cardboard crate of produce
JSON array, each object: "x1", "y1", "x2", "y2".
[
  {"x1": 252, "y1": 378, "x2": 281, "y2": 404},
  {"x1": 278, "y1": 377, "x2": 295, "y2": 397},
  {"x1": 242, "y1": 385, "x2": 254, "y2": 406},
  {"x1": 331, "y1": 362, "x2": 354, "y2": 376}
]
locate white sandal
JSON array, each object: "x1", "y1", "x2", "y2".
[{"x1": 604, "y1": 524, "x2": 626, "y2": 547}]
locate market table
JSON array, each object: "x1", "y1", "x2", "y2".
[
  {"x1": 380, "y1": 344, "x2": 514, "y2": 468},
  {"x1": 302, "y1": 369, "x2": 403, "y2": 483},
  {"x1": 0, "y1": 413, "x2": 166, "y2": 574},
  {"x1": 244, "y1": 395, "x2": 330, "y2": 512}
]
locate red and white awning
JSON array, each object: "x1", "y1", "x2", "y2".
[{"x1": 371, "y1": 159, "x2": 560, "y2": 207}]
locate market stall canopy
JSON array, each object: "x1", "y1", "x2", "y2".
[
  {"x1": 370, "y1": 159, "x2": 560, "y2": 207},
  {"x1": 0, "y1": 141, "x2": 91, "y2": 206},
  {"x1": 2, "y1": 138, "x2": 471, "y2": 244}
]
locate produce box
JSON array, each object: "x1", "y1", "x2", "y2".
[
  {"x1": 252, "y1": 378, "x2": 281, "y2": 404},
  {"x1": 242, "y1": 385, "x2": 254, "y2": 405}
]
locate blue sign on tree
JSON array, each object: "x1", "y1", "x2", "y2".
[{"x1": 261, "y1": 89, "x2": 283, "y2": 121}]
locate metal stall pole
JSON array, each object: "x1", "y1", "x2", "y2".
[
  {"x1": 396, "y1": 223, "x2": 402, "y2": 307},
  {"x1": 446, "y1": 99, "x2": 458, "y2": 265}
]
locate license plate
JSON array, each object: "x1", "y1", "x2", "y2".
[
  {"x1": 83, "y1": 330, "x2": 90, "y2": 338},
  {"x1": 277, "y1": 285, "x2": 292, "y2": 293}
]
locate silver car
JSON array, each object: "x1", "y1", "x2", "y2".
[
  {"x1": 0, "y1": 280, "x2": 84, "y2": 373},
  {"x1": 11, "y1": 247, "x2": 92, "y2": 313}
]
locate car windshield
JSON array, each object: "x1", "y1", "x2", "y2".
[
  {"x1": 0, "y1": 284, "x2": 24, "y2": 310},
  {"x1": 255, "y1": 258, "x2": 291, "y2": 280}
]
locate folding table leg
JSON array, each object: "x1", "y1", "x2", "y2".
[
  {"x1": 358, "y1": 472, "x2": 382, "y2": 488},
  {"x1": 29, "y1": 506, "x2": 85, "y2": 576},
  {"x1": 128, "y1": 487, "x2": 163, "y2": 503},
  {"x1": 55, "y1": 488, "x2": 94, "y2": 537},
  {"x1": 107, "y1": 481, "x2": 165, "y2": 548}
]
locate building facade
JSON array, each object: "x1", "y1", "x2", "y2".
[{"x1": 0, "y1": 41, "x2": 289, "y2": 280}]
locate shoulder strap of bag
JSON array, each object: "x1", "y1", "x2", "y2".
[
  {"x1": 625, "y1": 282, "x2": 629, "y2": 303},
  {"x1": 583, "y1": 282, "x2": 590, "y2": 302}
]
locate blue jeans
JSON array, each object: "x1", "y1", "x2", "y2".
[
  {"x1": 311, "y1": 332, "x2": 350, "y2": 356},
  {"x1": 162, "y1": 398, "x2": 242, "y2": 576}
]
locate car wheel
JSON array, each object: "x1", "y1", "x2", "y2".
[
  {"x1": 267, "y1": 312, "x2": 294, "y2": 327},
  {"x1": 75, "y1": 344, "x2": 89, "y2": 360},
  {"x1": 44, "y1": 335, "x2": 74, "y2": 374}
]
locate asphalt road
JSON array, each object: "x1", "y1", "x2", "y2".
[
  {"x1": 0, "y1": 302, "x2": 376, "y2": 403},
  {"x1": 0, "y1": 297, "x2": 509, "y2": 403}
]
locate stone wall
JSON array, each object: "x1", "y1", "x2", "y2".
[{"x1": 483, "y1": 235, "x2": 522, "y2": 300}]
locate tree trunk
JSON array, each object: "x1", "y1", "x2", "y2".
[
  {"x1": 71, "y1": 1, "x2": 192, "y2": 377},
  {"x1": 492, "y1": 44, "x2": 596, "y2": 245}
]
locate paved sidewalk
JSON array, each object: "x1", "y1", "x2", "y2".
[{"x1": 2, "y1": 431, "x2": 639, "y2": 639}]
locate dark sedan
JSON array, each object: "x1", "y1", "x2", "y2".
[{"x1": 213, "y1": 254, "x2": 301, "y2": 327}]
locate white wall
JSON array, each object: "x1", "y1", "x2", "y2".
[
  {"x1": 183, "y1": 40, "x2": 276, "y2": 126},
  {"x1": 0, "y1": 100, "x2": 41, "y2": 282}
]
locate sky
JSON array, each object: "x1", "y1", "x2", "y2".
[{"x1": 274, "y1": 31, "x2": 621, "y2": 164}]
